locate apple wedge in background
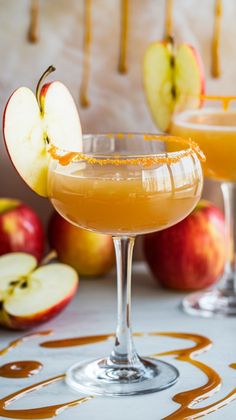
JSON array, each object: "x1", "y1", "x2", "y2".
[
  {"x1": 143, "y1": 40, "x2": 205, "y2": 132},
  {"x1": 0, "y1": 253, "x2": 78, "y2": 330},
  {"x1": 3, "y1": 66, "x2": 82, "y2": 197}
]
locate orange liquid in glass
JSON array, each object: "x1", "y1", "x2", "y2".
[
  {"x1": 48, "y1": 164, "x2": 201, "y2": 235},
  {"x1": 171, "y1": 110, "x2": 236, "y2": 182}
]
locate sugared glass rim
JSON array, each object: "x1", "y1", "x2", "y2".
[
  {"x1": 48, "y1": 133, "x2": 205, "y2": 166},
  {"x1": 173, "y1": 108, "x2": 236, "y2": 133}
]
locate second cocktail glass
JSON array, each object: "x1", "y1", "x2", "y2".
[
  {"x1": 172, "y1": 101, "x2": 236, "y2": 317},
  {"x1": 48, "y1": 133, "x2": 203, "y2": 396}
]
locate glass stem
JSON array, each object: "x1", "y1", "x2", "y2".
[
  {"x1": 221, "y1": 182, "x2": 236, "y2": 293},
  {"x1": 109, "y1": 236, "x2": 140, "y2": 366}
]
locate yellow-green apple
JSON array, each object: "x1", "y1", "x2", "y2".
[
  {"x1": 3, "y1": 66, "x2": 82, "y2": 197},
  {"x1": 0, "y1": 198, "x2": 44, "y2": 262},
  {"x1": 143, "y1": 40, "x2": 205, "y2": 132},
  {"x1": 143, "y1": 201, "x2": 226, "y2": 290},
  {"x1": 48, "y1": 211, "x2": 115, "y2": 277},
  {"x1": 0, "y1": 252, "x2": 78, "y2": 330}
]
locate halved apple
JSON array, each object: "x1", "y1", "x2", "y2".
[
  {"x1": 143, "y1": 40, "x2": 205, "y2": 132},
  {"x1": 3, "y1": 66, "x2": 82, "y2": 197},
  {"x1": 0, "y1": 252, "x2": 78, "y2": 330}
]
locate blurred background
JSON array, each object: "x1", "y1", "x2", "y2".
[{"x1": 1, "y1": 0, "x2": 236, "y2": 226}]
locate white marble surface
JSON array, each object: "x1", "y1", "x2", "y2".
[{"x1": 0, "y1": 262, "x2": 236, "y2": 420}]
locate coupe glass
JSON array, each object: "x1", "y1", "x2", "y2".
[
  {"x1": 48, "y1": 133, "x2": 203, "y2": 396},
  {"x1": 172, "y1": 100, "x2": 236, "y2": 317}
]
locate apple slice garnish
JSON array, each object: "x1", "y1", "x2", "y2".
[
  {"x1": 143, "y1": 40, "x2": 205, "y2": 132},
  {"x1": 0, "y1": 252, "x2": 78, "y2": 330},
  {"x1": 3, "y1": 66, "x2": 82, "y2": 197}
]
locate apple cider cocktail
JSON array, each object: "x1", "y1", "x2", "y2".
[{"x1": 3, "y1": 68, "x2": 204, "y2": 397}]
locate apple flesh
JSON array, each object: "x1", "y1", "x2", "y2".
[
  {"x1": 0, "y1": 198, "x2": 44, "y2": 262},
  {"x1": 48, "y1": 211, "x2": 115, "y2": 277},
  {"x1": 143, "y1": 40, "x2": 205, "y2": 132},
  {"x1": 0, "y1": 252, "x2": 78, "y2": 330},
  {"x1": 3, "y1": 66, "x2": 82, "y2": 197},
  {"x1": 143, "y1": 201, "x2": 226, "y2": 290}
]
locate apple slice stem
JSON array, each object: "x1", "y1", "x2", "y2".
[
  {"x1": 36, "y1": 66, "x2": 56, "y2": 112},
  {"x1": 40, "y1": 250, "x2": 58, "y2": 266}
]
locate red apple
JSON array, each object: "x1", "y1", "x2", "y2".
[
  {"x1": 0, "y1": 198, "x2": 44, "y2": 262},
  {"x1": 0, "y1": 252, "x2": 78, "y2": 330},
  {"x1": 143, "y1": 201, "x2": 226, "y2": 290},
  {"x1": 48, "y1": 211, "x2": 115, "y2": 277}
]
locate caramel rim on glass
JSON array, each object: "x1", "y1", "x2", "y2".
[{"x1": 48, "y1": 134, "x2": 205, "y2": 167}]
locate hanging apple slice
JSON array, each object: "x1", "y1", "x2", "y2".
[
  {"x1": 143, "y1": 41, "x2": 205, "y2": 132},
  {"x1": 143, "y1": 41, "x2": 175, "y2": 133},
  {"x1": 3, "y1": 66, "x2": 82, "y2": 197},
  {"x1": 0, "y1": 252, "x2": 78, "y2": 330},
  {"x1": 175, "y1": 43, "x2": 205, "y2": 113}
]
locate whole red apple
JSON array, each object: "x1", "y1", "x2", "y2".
[
  {"x1": 48, "y1": 211, "x2": 115, "y2": 276},
  {"x1": 0, "y1": 198, "x2": 44, "y2": 262},
  {"x1": 143, "y1": 201, "x2": 226, "y2": 290}
]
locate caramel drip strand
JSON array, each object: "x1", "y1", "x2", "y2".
[
  {"x1": 164, "y1": 0, "x2": 174, "y2": 40},
  {"x1": 0, "y1": 361, "x2": 42, "y2": 379},
  {"x1": 80, "y1": 0, "x2": 92, "y2": 108},
  {"x1": 0, "y1": 375, "x2": 92, "y2": 419},
  {"x1": 28, "y1": 0, "x2": 40, "y2": 43},
  {"x1": 150, "y1": 332, "x2": 236, "y2": 420},
  {"x1": 211, "y1": 0, "x2": 222, "y2": 78},
  {"x1": 0, "y1": 331, "x2": 52, "y2": 357},
  {"x1": 201, "y1": 94, "x2": 236, "y2": 111},
  {"x1": 118, "y1": 0, "x2": 129, "y2": 73}
]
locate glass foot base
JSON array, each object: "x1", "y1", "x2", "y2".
[
  {"x1": 183, "y1": 288, "x2": 236, "y2": 317},
  {"x1": 66, "y1": 357, "x2": 179, "y2": 397}
]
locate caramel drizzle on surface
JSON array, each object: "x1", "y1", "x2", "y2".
[
  {"x1": 164, "y1": 0, "x2": 174, "y2": 40},
  {"x1": 0, "y1": 331, "x2": 52, "y2": 357},
  {"x1": 28, "y1": 0, "x2": 40, "y2": 43},
  {"x1": 40, "y1": 332, "x2": 142, "y2": 348},
  {"x1": 48, "y1": 135, "x2": 205, "y2": 167},
  {"x1": 211, "y1": 0, "x2": 222, "y2": 78},
  {"x1": 79, "y1": 0, "x2": 92, "y2": 108},
  {"x1": 118, "y1": 0, "x2": 129, "y2": 73},
  {"x1": 0, "y1": 375, "x2": 92, "y2": 419},
  {"x1": 40, "y1": 333, "x2": 112, "y2": 348},
  {"x1": 151, "y1": 332, "x2": 236, "y2": 420},
  {"x1": 0, "y1": 361, "x2": 42, "y2": 379},
  {"x1": 0, "y1": 331, "x2": 236, "y2": 419},
  {"x1": 201, "y1": 94, "x2": 236, "y2": 111}
]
